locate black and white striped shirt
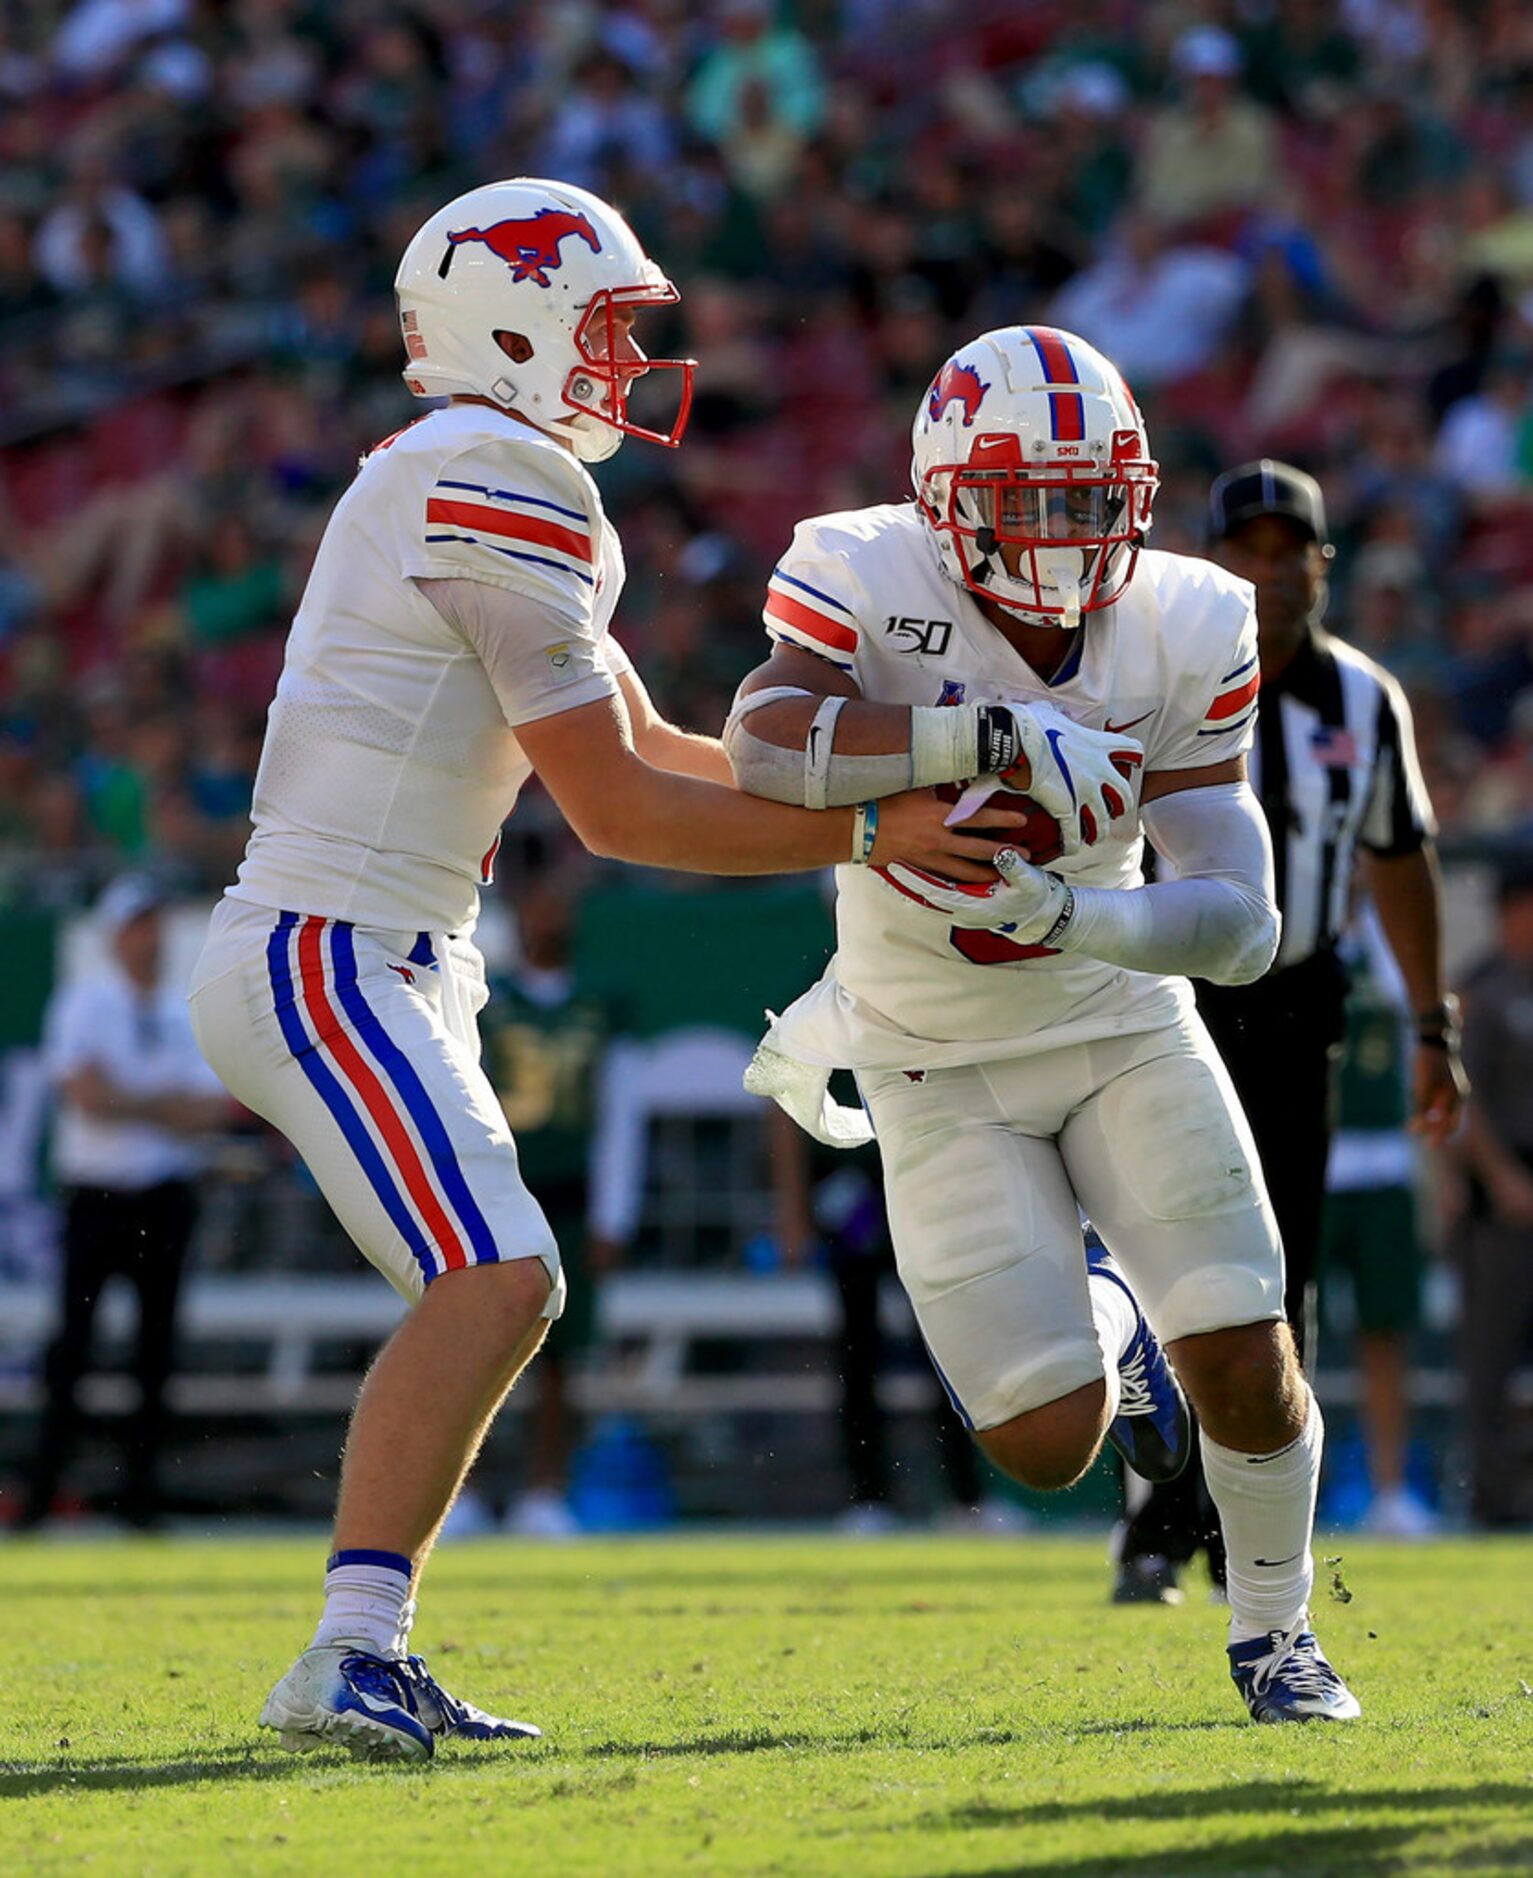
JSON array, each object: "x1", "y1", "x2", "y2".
[{"x1": 1250, "y1": 629, "x2": 1434, "y2": 970}]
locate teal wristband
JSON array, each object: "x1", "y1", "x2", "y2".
[{"x1": 851, "y1": 800, "x2": 879, "y2": 864}]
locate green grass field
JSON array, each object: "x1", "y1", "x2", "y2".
[{"x1": 0, "y1": 1534, "x2": 1528, "y2": 1876}]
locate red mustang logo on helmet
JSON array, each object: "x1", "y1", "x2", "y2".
[
  {"x1": 447, "y1": 209, "x2": 602, "y2": 287},
  {"x1": 927, "y1": 360, "x2": 990, "y2": 427}
]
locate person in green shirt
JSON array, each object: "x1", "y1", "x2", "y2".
[{"x1": 1321, "y1": 920, "x2": 1435, "y2": 1536}]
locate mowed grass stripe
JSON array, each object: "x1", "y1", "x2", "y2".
[{"x1": 0, "y1": 1536, "x2": 1528, "y2": 1876}]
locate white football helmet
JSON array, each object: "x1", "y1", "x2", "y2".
[
  {"x1": 911, "y1": 326, "x2": 1158, "y2": 626},
  {"x1": 394, "y1": 177, "x2": 695, "y2": 463}
]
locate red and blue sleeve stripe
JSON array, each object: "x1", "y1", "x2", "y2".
[
  {"x1": 426, "y1": 481, "x2": 595, "y2": 586},
  {"x1": 435, "y1": 478, "x2": 589, "y2": 524},
  {"x1": 1198, "y1": 660, "x2": 1262, "y2": 737},
  {"x1": 764, "y1": 566, "x2": 859, "y2": 666}
]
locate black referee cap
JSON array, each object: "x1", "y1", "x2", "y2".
[{"x1": 1209, "y1": 459, "x2": 1329, "y2": 548}]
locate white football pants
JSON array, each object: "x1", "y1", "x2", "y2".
[{"x1": 859, "y1": 1013, "x2": 1282, "y2": 1430}]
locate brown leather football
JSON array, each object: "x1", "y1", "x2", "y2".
[{"x1": 935, "y1": 781, "x2": 1064, "y2": 867}]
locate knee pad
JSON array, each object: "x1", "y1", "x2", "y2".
[{"x1": 1155, "y1": 1260, "x2": 1283, "y2": 1344}]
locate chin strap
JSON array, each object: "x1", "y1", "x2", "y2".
[
  {"x1": 560, "y1": 411, "x2": 623, "y2": 462},
  {"x1": 1035, "y1": 548, "x2": 1084, "y2": 628}
]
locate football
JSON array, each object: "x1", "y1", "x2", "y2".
[{"x1": 936, "y1": 780, "x2": 1064, "y2": 867}]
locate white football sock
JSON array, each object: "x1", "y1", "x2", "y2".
[
  {"x1": 1201, "y1": 1391, "x2": 1322, "y2": 1642},
  {"x1": 311, "y1": 1548, "x2": 414, "y2": 1659},
  {"x1": 1088, "y1": 1272, "x2": 1136, "y2": 1422}
]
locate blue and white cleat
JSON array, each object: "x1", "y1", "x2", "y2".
[
  {"x1": 259, "y1": 1646, "x2": 435, "y2": 1761},
  {"x1": 1229, "y1": 1622, "x2": 1362, "y2": 1723},
  {"x1": 1086, "y1": 1237, "x2": 1191, "y2": 1485},
  {"x1": 406, "y1": 1655, "x2": 541, "y2": 1743}
]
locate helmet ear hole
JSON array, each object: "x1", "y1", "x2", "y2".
[{"x1": 494, "y1": 331, "x2": 534, "y2": 364}]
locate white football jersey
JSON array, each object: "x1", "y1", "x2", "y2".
[
  {"x1": 762, "y1": 503, "x2": 1260, "y2": 1068},
  {"x1": 231, "y1": 404, "x2": 627, "y2": 933}
]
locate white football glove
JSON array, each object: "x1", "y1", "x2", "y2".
[
  {"x1": 987, "y1": 701, "x2": 1144, "y2": 854},
  {"x1": 885, "y1": 848, "x2": 1073, "y2": 944}
]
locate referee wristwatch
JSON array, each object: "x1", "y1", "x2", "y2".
[{"x1": 1414, "y1": 995, "x2": 1462, "y2": 1053}]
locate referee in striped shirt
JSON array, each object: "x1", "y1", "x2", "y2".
[{"x1": 1114, "y1": 460, "x2": 1469, "y2": 1604}]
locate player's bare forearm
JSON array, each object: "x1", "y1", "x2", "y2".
[
  {"x1": 618, "y1": 666, "x2": 736, "y2": 784},
  {"x1": 636, "y1": 718, "x2": 735, "y2": 785},
  {"x1": 596, "y1": 764, "x2": 855, "y2": 873}
]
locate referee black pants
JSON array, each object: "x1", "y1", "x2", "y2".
[
  {"x1": 1119, "y1": 952, "x2": 1348, "y2": 1572},
  {"x1": 23, "y1": 1179, "x2": 197, "y2": 1526}
]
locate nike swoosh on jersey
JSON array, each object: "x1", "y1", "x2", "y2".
[
  {"x1": 1104, "y1": 711, "x2": 1153, "y2": 735},
  {"x1": 1253, "y1": 1552, "x2": 1304, "y2": 1567}
]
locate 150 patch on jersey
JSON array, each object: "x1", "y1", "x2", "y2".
[{"x1": 884, "y1": 615, "x2": 953, "y2": 656}]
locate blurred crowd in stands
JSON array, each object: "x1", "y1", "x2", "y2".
[{"x1": 3, "y1": 0, "x2": 1533, "y2": 908}]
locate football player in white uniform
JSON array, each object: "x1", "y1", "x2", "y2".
[
  {"x1": 729, "y1": 326, "x2": 1360, "y2": 1723},
  {"x1": 187, "y1": 179, "x2": 1021, "y2": 1762}
]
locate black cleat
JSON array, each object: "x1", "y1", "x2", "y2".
[{"x1": 1112, "y1": 1553, "x2": 1186, "y2": 1605}]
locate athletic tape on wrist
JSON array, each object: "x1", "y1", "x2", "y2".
[{"x1": 910, "y1": 704, "x2": 981, "y2": 788}]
